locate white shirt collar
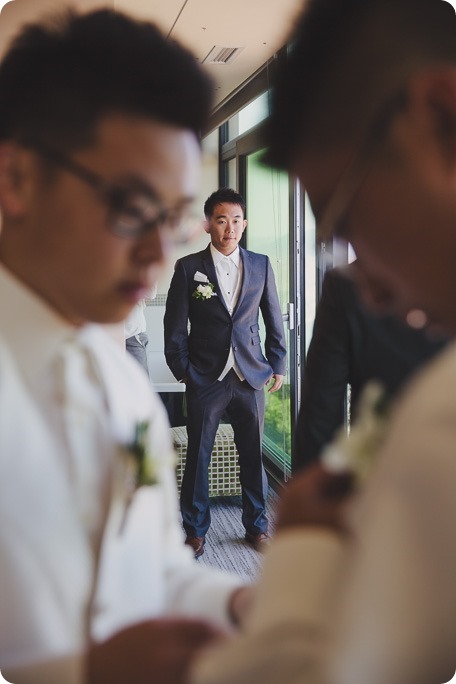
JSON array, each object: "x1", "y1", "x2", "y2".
[
  {"x1": 210, "y1": 244, "x2": 241, "y2": 268},
  {"x1": 0, "y1": 263, "x2": 86, "y2": 387}
]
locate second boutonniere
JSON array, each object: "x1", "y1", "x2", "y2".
[
  {"x1": 128, "y1": 420, "x2": 158, "y2": 489},
  {"x1": 322, "y1": 381, "x2": 390, "y2": 483},
  {"x1": 192, "y1": 282, "x2": 217, "y2": 300},
  {"x1": 118, "y1": 420, "x2": 159, "y2": 533}
]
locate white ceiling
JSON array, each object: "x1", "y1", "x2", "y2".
[{"x1": 0, "y1": 0, "x2": 303, "y2": 108}]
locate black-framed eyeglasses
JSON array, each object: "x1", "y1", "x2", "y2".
[
  {"x1": 317, "y1": 88, "x2": 408, "y2": 241},
  {"x1": 21, "y1": 140, "x2": 202, "y2": 242}
]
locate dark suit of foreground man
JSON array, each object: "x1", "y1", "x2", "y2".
[
  {"x1": 295, "y1": 264, "x2": 448, "y2": 470},
  {"x1": 164, "y1": 188, "x2": 286, "y2": 556}
]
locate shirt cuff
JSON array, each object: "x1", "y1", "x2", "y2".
[
  {"x1": 3, "y1": 653, "x2": 84, "y2": 684},
  {"x1": 246, "y1": 528, "x2": 347, "y2": 633},
  {"x1": 173, "y1": 568, "x2": 245, "y2": 631}
]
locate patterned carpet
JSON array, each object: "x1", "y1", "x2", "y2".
[{"x1": 195, "y1": 490, "x2": 278, "y2": 581}]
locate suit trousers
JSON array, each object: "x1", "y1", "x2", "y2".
[
  {"x1": 181, "y1": 370, "x2": 268, "y2": 537},
  {"x1": 125, "y1": 332, "x2": 149, "y2": 377}
]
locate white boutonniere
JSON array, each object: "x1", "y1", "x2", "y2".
[
  {"x1": 192, "y1": 282, "x2": 217, "y2": 300},
  {"x1": 322, "y1": 381, "x2": 389, "y2": 482}
]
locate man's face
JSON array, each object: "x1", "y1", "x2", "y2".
[
  {"x1": 1, "y1": 114, "x2": 201, "y2": 325},
  {"x1": 295, "y1": 101, "x2": 456, "y2": 335},
  {"x1": 205, "y1": 202, "x2": 247, "y2": 255}
]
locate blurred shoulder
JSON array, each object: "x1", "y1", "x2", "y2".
[{"x1": 396, "y1": 342, "x2": 456, "y2": 419}]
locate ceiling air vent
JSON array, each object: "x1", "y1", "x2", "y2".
[{"x1": 202, "y1": 45, "x2": 245, "y2": 65}]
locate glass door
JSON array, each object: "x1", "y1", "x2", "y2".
[{"x1": 244, "y1": 149, "x2": 298, "y2": 477}]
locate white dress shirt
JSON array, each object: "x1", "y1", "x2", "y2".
[
  {"x1": 123, "y1": 299, "x2": 147, "y2": 339},
  {"x1": 210, "y1": 244, "x2": 245, "y2": 381},
  {"x1": 192, "y1": 344, "x2": 456, "y2": 684},
  {"x1": 0, "y1": 264, "x2": 242, "y2": 684},
  {"x1": 123, "y1": 284, "x2": 157, "y2": 340}
]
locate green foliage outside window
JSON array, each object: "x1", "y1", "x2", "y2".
[{"x1": 264, "y1": 383, "x2": 291, "y2": 463}]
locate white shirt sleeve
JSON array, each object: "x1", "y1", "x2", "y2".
[
  {"x1": 3, "y1": 655, "x2": 84, "y2": 684},
  {"x1": 91, "y1": 345, "x2": 244, "y2": 639}
]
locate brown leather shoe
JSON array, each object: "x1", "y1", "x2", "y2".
[
  {"x1": 245, "y1": 531, "x2": 270, "y2": 552},
  {"x1": 185, "y1": 535, "x2": 206, "y2": 558}
]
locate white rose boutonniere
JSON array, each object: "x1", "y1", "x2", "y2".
[
  {"x1": 192, "y1": 282, "x2": 216, "y2": 300},
  {"x1": 322, "y1": 381, "x2": 389, "y2": 483}
]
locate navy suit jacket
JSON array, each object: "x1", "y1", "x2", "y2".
[{"x1": 164, "y1": 245, "x2": 286, "y2": 391}]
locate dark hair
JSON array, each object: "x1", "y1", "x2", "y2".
[
  {"x1": 203, "y1": 188, "x2": 246, "y2": 218},
  {"x1": 266, "y1": 0, "x2": 456, "y2": 169},
  {"x1": 0, "y1": 8, "x2": 213, "y2": 151}
]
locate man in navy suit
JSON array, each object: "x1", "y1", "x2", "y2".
[{"x1": 164, "y1": 188, "x2": 286, "y2": 557}]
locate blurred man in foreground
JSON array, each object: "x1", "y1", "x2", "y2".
[
  {"x1": 192, "y1": 1, "x2": 456, "y2": 683},
  {"x1": 0, "y1": 9, "x2": 248, "y2": 684}
]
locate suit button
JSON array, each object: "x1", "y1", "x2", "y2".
[{"x1": 233, "y1": 346, "x2": 238, "y2": 351}]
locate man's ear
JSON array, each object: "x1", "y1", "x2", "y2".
[
  {"x1": 203, "y1": 218, "x2": 211, "y2": 234},
  {"x1": 242, "y1": 219, "x2": 248, "y2": 232},
  {"x1": 405, "y1": 67, "x2": 456, "y2": 173},
  {"x1": 0, "y1": 142, "x2": 33, "y2": 218}
]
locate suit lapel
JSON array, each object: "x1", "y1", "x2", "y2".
[{"x1": 233, "y1": 247, "x2": 251, "y2": 315}]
